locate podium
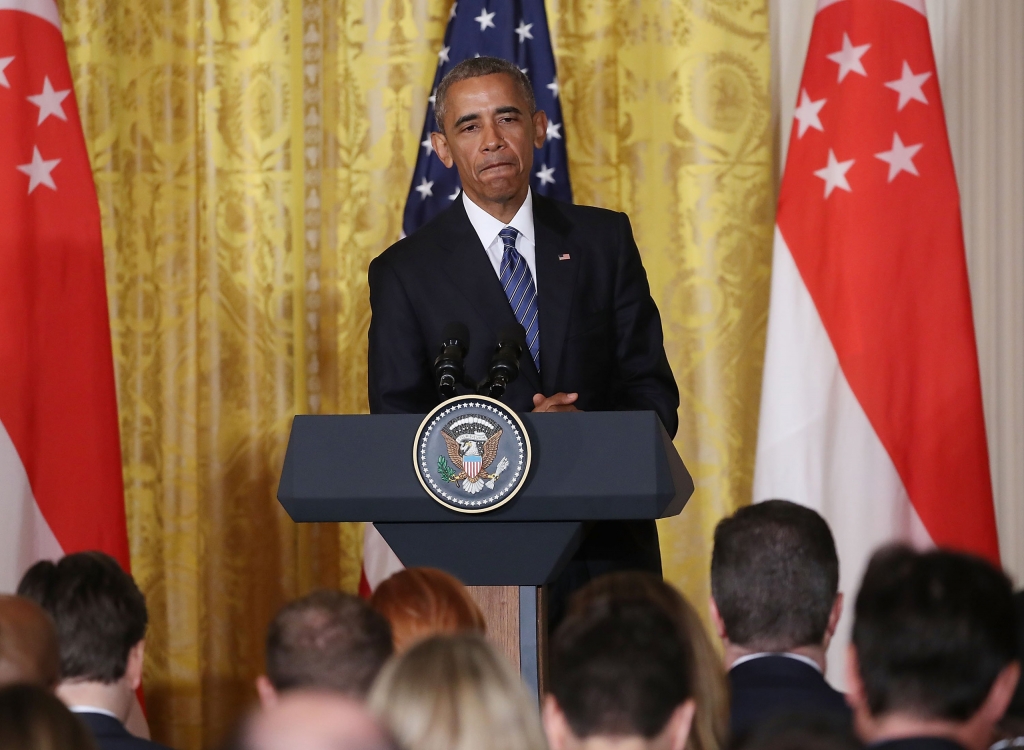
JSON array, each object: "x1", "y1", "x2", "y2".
[{"x1": 277, "y1": 409, "x2": 693, "y2": 698}]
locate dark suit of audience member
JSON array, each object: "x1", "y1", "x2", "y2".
[
  {"x1": 17, "y1": 552, "x2": 171, "y2": 750},
  {"x1": 709, "y1": 501, "x2": 850, "y2": 737},
  {"x1": 367, "y1": 57, "x2": 678, "y2": 623},
  {"x1": 847, "y1": 546, "x2": 1020, "y2": 750},
  {"x1": 76, "y1": 712, "x2": 170, "y2": 750},
  {"x1": 729, "y1": 654, "x2": 850, "y2": 737}
]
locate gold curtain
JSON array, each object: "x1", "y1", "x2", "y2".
[
  {"x1": 546, "y1": 0, "x2": 772, "y2": 615},
  {"x1": 59, "y1": 0, "x2": 770, "y2": 746}
]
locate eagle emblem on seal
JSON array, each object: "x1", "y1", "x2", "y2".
[{"x1": 437, "y1": 414, "x2": 511, "y2": 495}]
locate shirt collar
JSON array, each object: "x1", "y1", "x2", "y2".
[
  {"x1": 730, "y1": 651, "x2": 823, "y2": 674},
  {"x1": 69, "y1": 706, "x2": 122, "y2": 721},
  {"x1": 462, "y1": 187, "x2": 535, "y2": 249}
]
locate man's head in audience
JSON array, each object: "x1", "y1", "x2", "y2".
[
  {"x1": 847, "y1": 545, "x2": 1019, "y2": 750},
  {"x1": 544, "y1": 597, "x2": 695, "y2": 750},
  {"x1": 710, "y1": 499, "x2": 841, "y2": 671},
  {"x1": 16, "y1": 552, "x2": 148, "y2": 723},
  {"x1": 234, "y1": 690, "x2": 396, "y2": 750},
  {"x1": 0, "y1": 595, "x2": 60, "y2": 689},
  {"x1": 256, "y1": 590, "x2": 393, "y2": 707}
]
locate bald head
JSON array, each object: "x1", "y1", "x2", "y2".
[
  {"x1": 238, "y1": 691, "x2": 395, "y2": 750},
  {"x1": 0, "y1": 595, "x2": 59, "y2": 689}
]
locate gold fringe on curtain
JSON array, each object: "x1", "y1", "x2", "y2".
[{"x1": 59, "y1": 0, "x2": 770, "y2": 746}]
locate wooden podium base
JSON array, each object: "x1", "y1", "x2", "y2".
[{"x1": 467, "y1": 585, "x2": 547, "y2": 701}]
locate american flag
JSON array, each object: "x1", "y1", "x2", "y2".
[{"x1": 402, "y1": 0, "x2": 573, "y2": 235}]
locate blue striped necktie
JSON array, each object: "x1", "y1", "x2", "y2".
[{"x1": 498, "y1": 226, "x2": 540, "y2": 372}]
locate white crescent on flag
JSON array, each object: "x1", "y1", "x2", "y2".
[{"x1": 755, "y1": 0, "x2": 1000, "y2": 687}]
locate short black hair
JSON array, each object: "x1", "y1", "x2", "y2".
[
  {"x1": 266, "y1": 590, "x2": 393, "y2": 698},
  {"x1": 730, "y1": 713, "x2": 863, "y2": 750},
  {"x1": 17, "y1": 552, "x2": 147, "y2": 684},
  {"x1": 550, "y1": 597, "x2": 692, "y2": 739},
  {"x1": 434, "y1": 56, "x2": 536, "y2": 132},
  {"x1": 852, "y1": 545, "x2": 1017, "y2": 722},
  {"x1": 711, "y1": 500, "x2": 839, "y2": 651}
]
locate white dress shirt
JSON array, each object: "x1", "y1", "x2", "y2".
[
  {"x1": 462, "y1": 188, "x2": 538, "y2": 292},
  {"x1": 730, "y1": 651, "x2": 823, "y2": 674},
  {"x1": 69, "y1": 705, "x2": 123, "y2": 721}
]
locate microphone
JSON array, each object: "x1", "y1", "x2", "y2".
[
  {"x1": 481, "y1": 324, "x2": 526, "y2": 399},
  {"x1": 434, "y1": 322, "x2": 470, "y2": 400}
]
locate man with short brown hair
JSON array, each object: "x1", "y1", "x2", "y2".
[{"x1": 0, "y1": 595, "x2": 59, "y2": 689}]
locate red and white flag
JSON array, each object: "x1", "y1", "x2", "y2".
[
  {"x1": 754, "y1": 0, "x2": 1000, "y2": 683},
  {"x1": 0, "y1": 0, "x2": 131, "y2": 590}
]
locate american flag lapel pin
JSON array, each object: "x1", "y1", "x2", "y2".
[{"x1": 558, "y1": 253, "x2": 571, "y2": 261}]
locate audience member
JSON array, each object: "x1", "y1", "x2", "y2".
[
  {"x1": 991, "y1": 590, "x2": 1024, "y2": 748},
  {"x1": 229, "y1": 690, "x2": 396, "y2": 750},
  {"x1": 369, "y1": 633, "x2": 547, "y2": 750},
  {"x1": 17, "y1": 552, "x2": 169, "y2": 750},
  {"x1": 0, "y1": 683, "x2": 98, "y2": 750},
  {"x1": 847, "y1": 545, "x2": 1019, "y2": 750},
  {"x1": 544, "y1": 597, "x2": 696, "y2": 750},
  {"x1": 711, "y1": 500, "x2": 850, "y2": 736},
  {"x1": 0, "y1": 595, "x2": 60, "y2": 689},
  {"x1": 370, "y1": 567, "x2": 486, "y2": 652},
  {"x1": 256, "y1": 590, "x2": 392, "y2": 707},
  {"x1": 567, "y1": 572, "x2": 729, "y2": 750},
  {"x1": 730, "y1": 714, "x2": 862, "y2": 750}
]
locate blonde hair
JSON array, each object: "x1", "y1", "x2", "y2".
[
  {"x1": 368, "y1": 634, "x2": 548, "y2": 750},
  {"x1": 370, "y1": 568, "x2": 486, "y2": 652},
  {"x1": 567, "y1": 573, "x2": 730, "y2": 750}
]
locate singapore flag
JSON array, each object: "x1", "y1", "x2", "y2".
[
  {"x1": 754, "y1": 0, "x2": 1000, "y2": 684},
  {"x1": 0, "y1": 0, "x2": 131, "y2": 589}
]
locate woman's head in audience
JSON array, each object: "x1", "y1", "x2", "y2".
[
  {"x1": 0, "y1": 683, "x2": 98, "y2": 750},
  {"x1": 568, "y1": 572, "x2": 730, "y2": 750},
  {"x1": 368, "y1": 633, "x2": 546, "y2": 750},
  {"x1": 370, "y1": 568, "x2": 486, "y2": 652}
]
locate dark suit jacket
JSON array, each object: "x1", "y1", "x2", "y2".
[
  {"x1": 870, "y1": 738, "x2": 966, "y2": 750},
  {"x1": 729, "y1": 655, "x2": 852, "y2": 738},
  {"x1": 368, "y1": 194, "x2": 679, "y2": 601},
  {"x1": 76, "y1": 712, "x2": 173, "y2": 750}
]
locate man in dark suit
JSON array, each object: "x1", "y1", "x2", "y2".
[
  {"x1": 368, "y1": 56, "x2": 678, "y2": 612},
  {"x1": 18, "y1": 552, "x2": 172, "y2": 750},
  {"x1": 710, "y1": 500, "x2": 850, "y2": 738},
  {"x1": 847, "y1": 546, "x2": 1020, "y2": 750}
]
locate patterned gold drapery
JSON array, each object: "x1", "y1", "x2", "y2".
[{"x1": 59, "y1": 0, "x2": 770, "y2": 746}]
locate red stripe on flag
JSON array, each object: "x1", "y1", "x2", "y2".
[{"x1": 777, "y1": 0, "x2": 998, "y2": 564}]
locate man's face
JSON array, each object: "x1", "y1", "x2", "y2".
[{"x1": 432, "y1": 73, "x2": 548, "y2": 207}]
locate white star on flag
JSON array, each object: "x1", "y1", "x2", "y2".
[
  {"x1": 535, "y1": 164, "x2": 555, "y2": 186},
  {"x1": 875, "y1": 132, "x2": 923, "y2": 182},
  {"x1": 546, "y1": 78, "x2": 559, "y2": 98},
  {"x1": 449, "y1": 187, "x2": 461, "y2": 201},
  {"x1": 813, "y1": 148, "x2": 854, "y2": 198},
  {"x1": 793, "y1": 89, "x2": 826, "y2": 138},
  {"x1": 428, "y1": 89, "x2": 436, "y2": 105},
  {"x1": 884, "y1": 61, "x2": 932, "y2": 111},
  {"x1": 421, "y1": 136, "x2": 433, "y2": 155},
  {"x1": 438, "y1": 46, "x2": 450, "y2": 64},
  {"x1": 546, "y1": 121, "x2": 562, "y2": 140},
  {"x1": 515, "y1": 21, "x2": 534, "y2": 43},
  {"x1": 474, "y1": 9, "x2": 495, "y2": 31},
  {"x1": 449, "y1": 2, "x2": 457, "y2": 19},
  {"x1": 827, "y1": 33, "x2": 871, "y2": 82},
  {"x1": 27, "y1": 76, "x2": 71, "y2": 125},
  {"x1": 414, "y1": 177, "x2": 434, "y2": 199},
  {"x1": 16, "y1": 146, "x2": 61, "y2": 194},
  {"x1": 0, "y1": 56, "x2": 13, "y2": 88}
]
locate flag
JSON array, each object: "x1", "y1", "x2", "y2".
[
  {"x1": 753, "y1": 0, "x2": 1000, "y2": 683},
  {"x1": 0, "y1": 0, "x2": 130, "y2": 590},
  {"x1": 361, "y1": 0, "x2": 573, "y2": 595}
]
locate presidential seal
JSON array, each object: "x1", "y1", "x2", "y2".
[{"x1": 413, "y1": 395, "x2": 532, "y2": 514}]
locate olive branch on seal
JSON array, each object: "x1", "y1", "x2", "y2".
[{"x1": 437, "y1": 455, "x2": 458, "y2": 483}]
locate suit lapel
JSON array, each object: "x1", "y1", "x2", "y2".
[
  {"x1": 437, "y1": 199, "x2": 542, "y2": 392},
  {"x1": 533, "y1": 195, "x2": 580, "y2": 394}
]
